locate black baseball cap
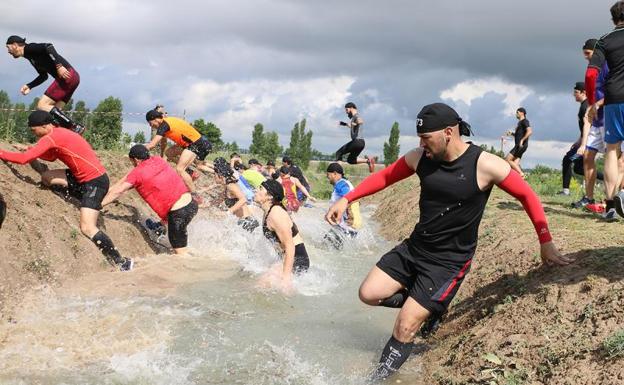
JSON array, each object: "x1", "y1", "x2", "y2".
[
  {"x1": 344, "y1": 102, "x2": 357, "y2": 109},
  {"x1": 416, "y1": 103, "x2": 463, "y2": 134},
  {"x1": 145, "y1": 109, "x2": 163, "y2": 121},
  {"x1": 574, "y1": 82, "x2": 585, "y2": 91},
  {"x1": 261, "y1": 179, "x2": 285, "y2": 202},
  {"x1": 27, "y1": 110, "x2": 54, "y2": 127},
  {"x1": 6, "y1": 35, "x2": 25, "y2": 45},
  {"x1": 128, "y1": 144, "x2": 150, "y2": 160},
  {"x1": 583, "y1": 38, "x2": 598, "y2": 50},
  {"x1": 517, "y1": 107, "x2": 527, "y2": 115},
  {"x1": 326, "y1": 162, "x2": 344, "y2": 175}
]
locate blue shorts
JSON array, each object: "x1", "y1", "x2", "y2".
[{"x1": 604, "y1": 103, "x2": 624, "y2": 144}]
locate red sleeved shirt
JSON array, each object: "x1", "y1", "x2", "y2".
[
  {"x1": 125, "y1": 156, "x2": 189, "y2": 220},
  {"x1": 0, "y1": 127, "x2": 105, "y2": 183}
]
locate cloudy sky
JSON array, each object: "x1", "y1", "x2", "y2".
[{"x1": 0, "y1": 0, "x2": 613, "y2": 167}]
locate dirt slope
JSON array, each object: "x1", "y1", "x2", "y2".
[
  {"x1": 373, "y1": 177, "x2": 624, "y2": 385},
  {"x1": 0, "y1": 144, "x2": 217, "y2": 321}
]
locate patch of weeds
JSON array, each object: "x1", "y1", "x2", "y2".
[
  {"x1": 504, "y1": 368, "x2": 528, "y2": 385},
  {"x1": 536, "y1": 346, "x2": 561, "y2": 381},
  {"x1": 70, "y1": 228, "x2": 79, "y2": 240},
  {"x1": 603, "y1": 329, "x2": 624, "y2": 359},
  {"x1": 577, "y1": 303, "x2": 594, "y2": 323},
  {"x1": 503, "y1": 295, "x2": 515, "y2": 305},
  {"x1": 23, "y1": 258, "x2": 52, "y2": 281}
]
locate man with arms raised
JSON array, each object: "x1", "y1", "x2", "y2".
[{"x1": 326, "y1": 103, "x2": 571, "y2": 380}]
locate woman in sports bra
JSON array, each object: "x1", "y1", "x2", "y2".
[
  {"x1": 213, "y1": 157, "x2": 259, "y2": 232},
  {"x1": 255, "y1": 179, "x2": 310, "y2": 289}
]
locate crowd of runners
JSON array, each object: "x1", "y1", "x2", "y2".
[{"x1": 1, "y1": 0, "x2": 623, "y2": 380}]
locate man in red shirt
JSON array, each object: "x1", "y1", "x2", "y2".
[
  {"x1": 0, "y1": 111, "x2": 132, "y2": 270},
  {"x1": 102, "y1": 145, "x2": 198, "y2": 254}
]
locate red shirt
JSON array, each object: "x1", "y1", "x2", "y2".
[
  {"x1": 125, "y1": 156, "x2": 189, "y2": 220},
  {"x1": 0, "y1": 127, "x2": 105, "y2": 183}
]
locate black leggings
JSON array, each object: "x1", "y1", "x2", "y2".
[
  {"x1": 293, "y1": 243, "x2": 310, "y2": 273},
  {"x1": 562, "y1": 145, "x2": 604, "y2": 189},
  {"x1": 335, "y1": 139, "x2": 365, "y2": 164},
  {"x1": 167, "y1": 200, "x2": 199, "y2": 248}
]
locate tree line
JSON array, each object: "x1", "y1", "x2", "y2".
[{"x1": 0, "y1": 89, "x2": 403, "y2": 168}]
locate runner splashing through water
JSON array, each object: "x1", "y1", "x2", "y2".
[
  {"x1": 326, "y1": 103, "x2": 571, "y2": 380},
  {"x1": 278, "y1": 166, "x2": 315, "y2": 212},
  {"x1": 213, "y1": 157, "x2": 259, "y2": 232},
  {"x1": 255, "y1": 179, "x2": 310, "y2": 293}
]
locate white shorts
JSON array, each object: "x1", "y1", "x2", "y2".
[{"x1": 586, "y1": 125, "x2": 606, "y2": 154}]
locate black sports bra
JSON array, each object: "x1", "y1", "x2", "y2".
[{"x1": 262, "y1": 204, "x2": 299, "y2": 243}]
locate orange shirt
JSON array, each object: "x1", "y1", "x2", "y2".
[{"x1": 156, "y1": 117, "x2": 201, "y2": 147}]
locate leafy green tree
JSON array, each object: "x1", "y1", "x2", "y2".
[
  {"x1": 133, "y1": 131, "x2": 146, "y2": 143},
  {"x1": 193, "y1": 118, "x2": 223, "y2": 149},
  {"x1": 0, "y1": 90, "x2": 12, "y2": 140},
  {"x1": 286, "y1": 119, "x2": 313, "y2": 169},
  {"x1": 121, "y1": 132, "x2": 132, "y2": 148},
  {"x1": 229, "y1": 141, "x2": 240, "y2": 153},
  {"x1": 261, "y1": 131, "x2": 283, "y2": 163},
  {"x1": 64, "y1": 99, "x2": 74, "y2": 112},
  {"x1": 383, "y1": 122, "x2": 400, "y2": 166},
  {"x1": 249, "y1": 123, "x2": 265, "y2": 155},
  {"x1": 88, "y1": 96, "x2": 123, "y2": 149},
  {"x1": 12, "y1": 103, "x2": 30, "y2": 142}
]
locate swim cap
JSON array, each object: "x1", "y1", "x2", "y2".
[
  {"x1": 583, "y1": 38, "x2": 598, "y2": 50},
  {"x1": 6, "y1": 35, "x2": 25, "y2": 45},
  {"x1": 326, "y1": 162, "x2": 344, "y2": 175},
  {"x1": 128, "y1": 144, "x2": 150, "y2": 160},
  {"x1": 416, "y1": 103, "x2": 471, "y2": 136},
  {"x1": 27, "y1": 110, "x2": 54, "y2": 127},
  {"x1": 261, "y1": 179, "x2": 285, "y2": 202},
  {"x1": 145, "y1": 109, "x2": 163, "y2": 121}
]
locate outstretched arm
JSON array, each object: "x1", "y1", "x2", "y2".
[
  {"x1": 101, "y1": 174, "x2": 133, "y2": 207},
  {"x1": 478, "y1": 152, "x2": 572, "y2": 266},
  {"x1": 0, "y1": 137, "x2": 54, "y2": 164}
]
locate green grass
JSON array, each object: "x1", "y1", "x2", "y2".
[{"x1": 603, "y1": 329, "x2": 624, "y2": 359}]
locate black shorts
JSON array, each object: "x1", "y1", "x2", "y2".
[
  {"x1": 335, "y1": 139, "x2": 365, "y2": 164},
  {"x1": 293, "y1": 243, "x2": 310, "y2": 273},
  {"x1": 376, "y1": 241, "x2": 472, "y2": 315},
  {"x1": 65, "y1": 170, "x2": 109, "y2": 210},
  {"x1": 167, "y1": 200, "x2": 199, "y2": 248},
  {"x1": 509, "y1": 143, "x2": 528, "y2": 159},
  {"x1": 186, "y1": 136, "x2": 212, "y2": 161}
]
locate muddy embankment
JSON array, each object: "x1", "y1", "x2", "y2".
[{"x1": 372, "y1": 177, "x2": 624, "y2": 385}]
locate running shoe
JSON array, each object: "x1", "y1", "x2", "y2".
[
  {"x1": 585, "y1": 202, "x2": 605, "y2": 214},
  {"x1": 145, "y1": 218, "x2": 166, "y2": 236},
  {"x1": 614, "y1": 190, "x2": 624, "y2": 218},
  {"x1": 556, "y1": 190, "x2": 570, "y2": 196},
  {"x1": 72, "y1": 123, "x2": 85, "y2": 136},
  {"x1": 120, "y1": 258, "x2": 134, "y2": 272},
  {"x1": 602, "y1": 208, "x2": 619, "y2": 222},
  {"x1": 420, "y1": 311, "x2": 446, "y2": 339},
  {"x1": 571, "y1": 196, "x2": 592, "y2": 209}
]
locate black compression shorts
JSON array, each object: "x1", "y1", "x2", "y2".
[
  {"x1": 376, "y1": 241, "x2": 471, "y2": 315},
  {"x1": 335, "y1": 139, "x2": 365, "y2": 164},
  {"x1": 293, "y1": 243, "x2": 310, "y2": 273},
  {"x1": 65, "y1": 170, "x2": 109, "y2": 210},
  {"x1": 186, "y1": 136, "x2": 212, "y2": 161},
  {"x1": 167, "y1": 200, "x2": 198, "y2": 248},
  {"x1": 509, "y1": 143, "x2": 528, "y2": 159}
]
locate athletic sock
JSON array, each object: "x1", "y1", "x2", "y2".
[
  {"x1": 50, "y1": 107, "x2": 83, "y2": 133},
  {"x1": 91, "y1": 231, "x2": 124, "y2": 265},
  {"x1": 379, "y1": 290, "x2": 408, "y2": 308},
  {"x1": 606, "y1": 199, "x2": 615, "y2": 211},
  {"x1": 370, "y1": 335, "x2": 414, "y2": 381}
]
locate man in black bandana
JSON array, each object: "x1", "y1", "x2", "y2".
[
  {"x1": 326, "y1": 102, "x2": 570, "y2": 380},
  {"x1": 5, "y1": 35, "x2": 84, "y2": 134}
]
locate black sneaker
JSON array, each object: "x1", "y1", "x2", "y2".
[
  {"x1": 72, "y1": 123, "x2": 85, "y2": 136},
  {"x1": 120, "y1": 258, "x2": 134, "y2": 271},
  {"x1": 571, "y1": 196, "x2": 592, "y2": 209},
  {"x1": 145, "y1": 218, "x2": 166, "y2": 236},
  {"x1": 420, "y1": 311, "x2": 446, "y2": 339},
  {"x1": 614, "y1": 191, "x2": 624, "y2": 218}
]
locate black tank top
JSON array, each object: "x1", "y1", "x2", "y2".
[
  {"x1": 263, "y1": 204, "x2": 299, "y2": 243},
  {"x1": 408, "y1": 144, "x2": 491, "y2": 266}
]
